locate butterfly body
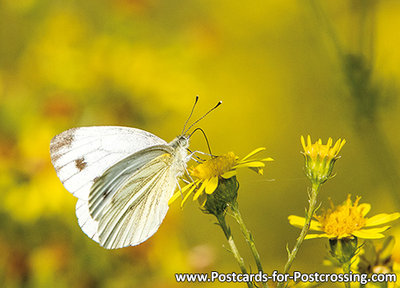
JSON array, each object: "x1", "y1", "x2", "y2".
[
  {"x1": 167, "y1": 135, "x2": 190, "y2": 177},
  {"x1": 50, "y1": 126, "x2": 190, "y2": 249}
]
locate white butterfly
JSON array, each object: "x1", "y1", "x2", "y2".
[{"x1": 49, "y1": 99, "x2": 220, "y2": 249}]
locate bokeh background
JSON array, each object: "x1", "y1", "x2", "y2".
[{"x1": 1, "y1": 0, "x2": 400, "y2": 287}]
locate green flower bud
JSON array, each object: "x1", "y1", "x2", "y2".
[
  {"x1": 329, "y1": 237, "x2": 358, "y2": 264},
  {"x1": 200, "y1": 176, "x2": 239, "y2": 216},
  {"x1": 301, "y1": 135, "x2": 345, "y2": 184}
]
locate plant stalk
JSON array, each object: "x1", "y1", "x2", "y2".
[
  {"x1": 277, "y1": 182, "x2": 321, "y2": 288},
  {"x1": 216, "y1": 213, "x2": 253, "y2": 288},
  {"x1": 230, "y1": 201, "x2": 268, "y2": 288},
  {"x1": 342, "y1": 261, "x2": 352, "y2": 288}
]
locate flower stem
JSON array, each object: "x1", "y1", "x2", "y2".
[
  {"x1": 342, "y1": 261, "x2": 352, "y2": 288},
  {"x1": 230, "y1": 201, "x2": 268, "y2": 288},
  {"x1": 216, "y1": 213, "x2": 253, "y2": 288},
  {"x1": 277, "y1": 182, "x2": 321, "y2": 288}
]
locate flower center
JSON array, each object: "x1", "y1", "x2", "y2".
[
  {"x1": 190, "y1": 152, "x2": 237, "y2": 180},
  {"x1": 316, "y1": 196, "x2": 367, "y2": 238}
]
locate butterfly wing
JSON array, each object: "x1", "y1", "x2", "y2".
[
  {"x1": 75, "y1": 148, "x2": 171, "y2": 243},
  {"x1": 87, "y1": 146, "x2": 178, "y2": 249},
  {"x1": 76, "y1": 198, "x2": 100, "y2": 242},
  {"x1": 50, "y1": 126, "x2": 166, "y2": 200}
]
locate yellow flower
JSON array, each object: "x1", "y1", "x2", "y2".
[
  {"x1": 168, "y1": 147, "x2": 273, "y2": 207},
  {"x1": 289, "y1": 195, "x2": 400, "y2": 240},
  {"x1": 301, "y1": 135, "x2": 346, "y2": 162},
  {"x1": 301, "y1": 135, "x2": 346, "y2": 184}
]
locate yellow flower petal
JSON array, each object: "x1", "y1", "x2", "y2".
[
  {"x1": 288, "y1": 215, "x2": 304, "y2": 228},
  {"x1": 335, "y1": 138, "x2": 346, "y2": 153},
  {"x1": 365, "y1": 213, "x2": 400, "y2": 227},
  {"x1": 288, "y1": 215, "x2": 322, "y2": 231},
  {"x1": 327, "y1": 137, "x2": 333, "y2": 148},
  {"x1": 205, "y1": 176, "x2": 219, "y2": 194},
  {"x1": 301, "y1": 135, "x2": 307, "y2": 151},
  {"x1": 241, "y1": 147, "x2": 266, "y2": 161},
  {"x1": 359, "y1": 203, "x2": 371, "y2": 217},
  {"x1": 234, "y1": 161, "x2": 265, "y2": 169},
  {"x1": 352, "y1": 226, "x2": 390, "y2": 239},
  {"x1": 193, "y1": 179, "x2": 208, "y2": 200},
  {"x1": 336, "y1": 234, "x2": 353, "y2": 239},
  {"x1": 169, "y1": 191, "x2": 181, "y2": 205},
  {"x1": 221, "y1": 170, "x2": 237, "y2": 179},
  {"x1": 168, "y1": 182, "x2": 195, "y2": 205},
  {"x1": 305, "y1": 233, "x2": 330, "y2": 239},
  {"x1": 181, "y1": 184, "x2": 197, "y2": 207}
]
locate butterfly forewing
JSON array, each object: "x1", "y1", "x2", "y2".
[
  {"x1": 76, "y1": 198, "x2": 100, "y2": 242},
  {"x1": 50, "y1": 126, "x2": 166, "y2": 200}
]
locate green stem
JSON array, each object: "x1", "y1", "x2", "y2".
[
  {"x1": 342, "y1": 261, "x2": 351, "y2": 288},
  {"x1": 230, "y1": 201, "x2": 268, "y2": 288},
  {"x1": 277, "y1": 182, "x2": 321, "y2": 288},
  {"x1": 216, "y1": 213, "x2": 253, "y2": 288}
]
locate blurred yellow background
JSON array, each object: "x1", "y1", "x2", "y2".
[{"x1": 1, "y1": 0, "x2": 400, "y2": 287}]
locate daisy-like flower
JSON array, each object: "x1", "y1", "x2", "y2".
[
  {"x1": 168, "y1": 147, "x2": 273, "y2": 207},
  {"x1": 301, "y1": 135, "x2": 346, "y2": 184},
  {"x1": 289, "y1": 195, "x2": 400, "y2": 240}
]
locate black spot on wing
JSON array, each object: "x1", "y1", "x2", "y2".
[{"x1": 75, "y1": 157, "x2": 87, "y2": 171}]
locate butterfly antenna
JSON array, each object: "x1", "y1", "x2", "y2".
[
  {"x1": 189, "y1": 127, "x2": 215, "y2": 157},
  {"x1": 181, "y1": 96, "x2": 199, "y2": 134},
  {"x1": 184, "y1": 100, "x2": 222, "y2": 135}
]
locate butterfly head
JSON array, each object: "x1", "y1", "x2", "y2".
[{"x1": 170, "y1": 135, "x2": 190, "y2": 149}]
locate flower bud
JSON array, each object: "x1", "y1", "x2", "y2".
[
  {"x1": 199, "y1": 176, "x2": 239, "y2": 216},
  {"x1": 301, "y1": 135, "x2": 345, "y2": 184},
  {"x1": 329, "y1": 237, "x2": 358, "y2": 264}
]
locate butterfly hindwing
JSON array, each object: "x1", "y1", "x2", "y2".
[
  {"x1": 50, "y1": 126, "x2": 166, "y2": 200},
  {"x1": 75, "y1": 144, "x2": 174, "y2": 247},
  {"x1": 88, "y1": 145, "x2": 173, "y2": 221},
  {"x1": 92, "y1": 150, "x2": 176, "y2": 249}
]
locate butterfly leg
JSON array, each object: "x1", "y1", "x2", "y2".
[
  {"x1": 186, "y1": 148, "x2": 205, "y2": 162},
  {"x1": 184, "y1": 167, "x2": 195, "y2": 184},
  {"x1": 176, "y1": 180, "x2": 184, "y2": 200},
  {"x1": 186, "y1": 150, "x2": 215, "y2": 163},
  {"x1": 181, "y1": 178, "x2": 191, "y2": 184},
  {"x1": 184, "y1": 169, "x2": 201, "y2": 197}
]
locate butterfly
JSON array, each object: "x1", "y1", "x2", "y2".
[{"x1": 49, "y1": 98, "x2": 220, "y2": 249}]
